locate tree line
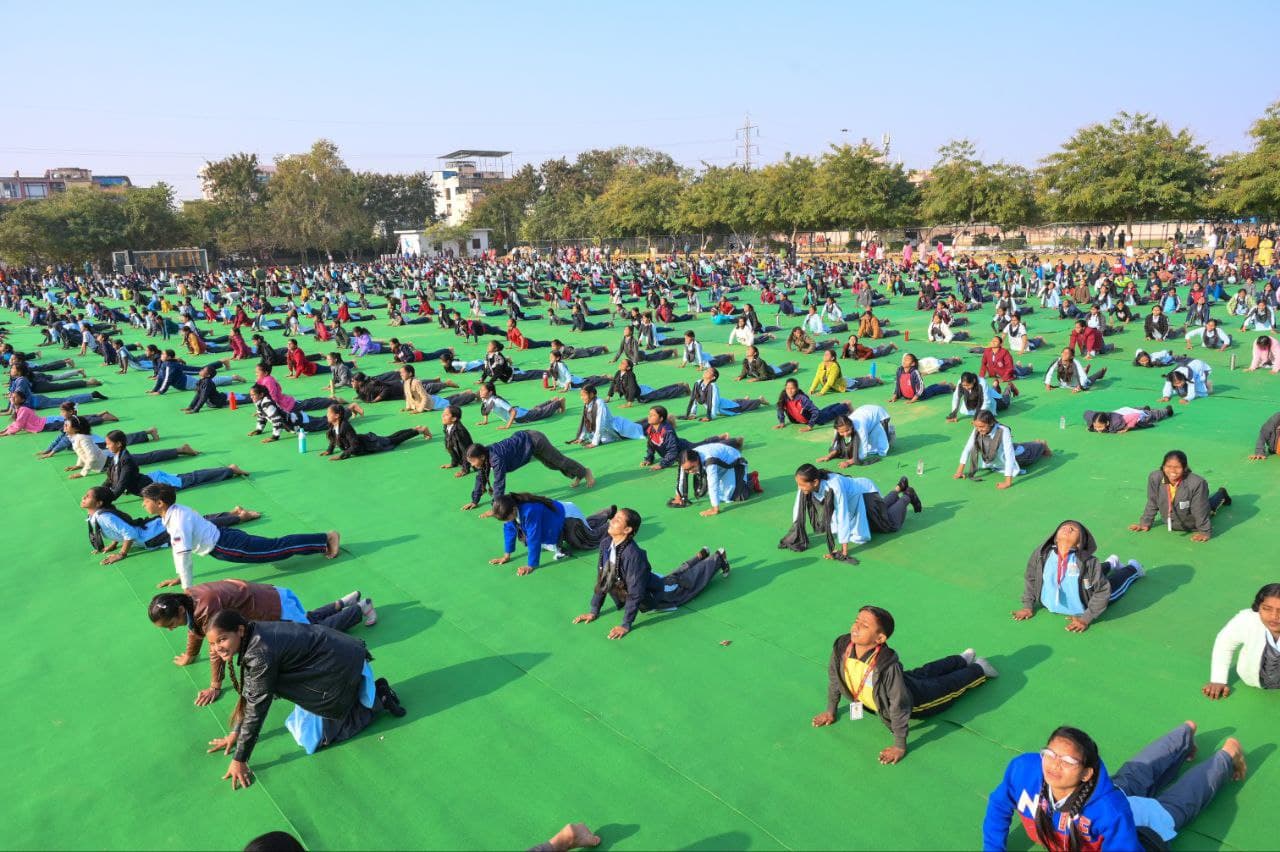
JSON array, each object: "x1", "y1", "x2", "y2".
[{"x1": 2, "y1": 103, "x2": 1278, "y2": 266}]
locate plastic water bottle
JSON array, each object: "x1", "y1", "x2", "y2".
[
  {"x1": 297, "y1": 428, "x2": 308, "y2": 454},
  {"x1": 1059, "y1": 416, "x2": 1066, "y2": 430},
  {"x1": 869, "y1": 361, "x2": 877, "y2": 378},
  {"x1": 916, "y1": 459, "x2": 924, "y2": 476},
  {"x1": 1230, "y1": 354, "x2": 1237, "y2": 371}
]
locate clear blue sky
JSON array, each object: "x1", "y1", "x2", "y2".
[{"x1": 4, "y1": 0, "x2": 1275, "y2": 199}]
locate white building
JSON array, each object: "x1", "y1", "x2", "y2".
[
  {"x1": 431, "y1": 150, "x2": 510, "y2": 226},
  {"x1": 395, "y1": 228, "x2": 492, "y2": 258}
]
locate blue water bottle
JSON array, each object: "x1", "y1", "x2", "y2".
[
  {"x1": 869, "y1": 361, "x2": 877, "y2": 378},
  {"x1": 297, "y1": 428, "x2": 308, "y2": 454}
]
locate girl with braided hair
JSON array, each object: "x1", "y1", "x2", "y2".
[
  {"x1": 203, "y1": 609, "x2": 405, "y2": 791},
  {"x1": 982, "y1": 726, "x2": 1139, "y2": 850},
  {"x1": 486, "y1": 492, "x2": 613, "y2": 575}
]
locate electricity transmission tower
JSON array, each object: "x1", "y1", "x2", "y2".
[{"x1": 735, "y1": 115, "x2": 759, "y2": 170}]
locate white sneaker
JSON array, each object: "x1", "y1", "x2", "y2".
[
  {"x1": 339, "y1": 590, "x2": 362, "y2": 608},
  {"x1": 1127, "y1": 559, "x2": 1145, "y2": 577},
  {"x1": 961, "y1": 648, "x2": 975, "y2": 665},
  {"x1": 976, "y1": 657, "x2": 1000, "y2": 678},
  {"x1": 1105, "y1": 553, "x2": 1120, "y2": 569},
  {"x1": 359, "y1": 597, "x2": 377, "y2": 626}
]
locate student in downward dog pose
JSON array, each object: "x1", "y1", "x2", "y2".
[
  {"x1": 572, "y1": 508, "x2": 730, "y2": 640},
  {"x1": 1084, "y1": 406, "x2": 1175, "y2": 434},
  {"x1": 201, "y1": 610, "x2": 405, "y2": 790},
  {"x1": 1011, "y1": 520, "x2": 1144, "y2": 633},
  {"x1": 668, "y1": 442, "x2": 757, "y2": 516},
  {"x1": 476, "y1": 382, "x2": 567, "y2": 430},
  {"x1": 1203, "y1": 583, "x2": 1280, "y2": 700},
  {"x1": 1043, "y1": 347, "x2": 1106, "y2": 392},
  {"x1": 780, "y1": 465, "x2": 921, "y2": 563},
  {"x1": 684, "y1": 367, "x2": 766, "y2": 420},
  {"x1": 1131, "y1": 450, "x2": 1231, "y2": 543},
  {"x1": 320, "y1": 404, "x2": 431, "y2": 461},
  {"x1": 148, "y1": 579, "x2": 376, "y2": 706},
  {"x1": 1160, "y1": 360, "x2": 1212, "y2": 404},
  {"x1": 569, "y1": 384, "x2": 644, "y2": 448},
  {"x1": 1248, "y1": 412, "x2": 1280, "y2": 460},
  {"x1": 775, "y1": 378, "x2": 852, "y2": 432},
  {"x1": 485, "y1": 492, "x2": 612, "y2": 575},
  {"x1": 139, "y1": 483, "x2": 339, "y2": 590},
  {"x1": 811, "y1": 605, "x2": 997, "y2": 765},
  {"x1": 815, "y1": 407, "x2": 894, "y2": 468},
  {"x1": 462, "y1": 431, "x2": 594, "y2": 510},
  {"x1": 955, "y1": 411, "x2": 1052, "y2": 489},
  {"x1": 982, "y1": 726, "x2": 1139, "y2": 851}
]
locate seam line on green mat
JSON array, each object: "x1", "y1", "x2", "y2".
[{"x1": 439, "y1": 613, "x2": 795, "y2": 851}]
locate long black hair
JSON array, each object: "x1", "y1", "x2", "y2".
[
  {"x1": 209, "y1": 609, "x2": 253, "y2": 729},
  {"x1": 776, "y1": 378, "x2": 804, "y2": 410},
  {"x1": 794, "y1": 463, "x2": 832, "y2": 484},
  {"x1": 1036, "y1": 726, "x2": 1100, "y2": 852},
  {"x1": 148, "y1": 593, "x2": 196, "y2": 625},
  {"x1": 958, "y1": 371, "x2": 983, "y2": 412},
  {"x1": 491, "y1": 492, "x2": 558, "y2": 521},
  {"x1": 1252, "y1": 583, "x2": 1280, "y2": 611}
]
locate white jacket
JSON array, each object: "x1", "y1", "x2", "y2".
[
  {"x1": 71, "y1": 433, "x2": 109, "y2": 477},
  {"x1": 1210, "y1": 608, "x2": 1272, "y2": 688}
]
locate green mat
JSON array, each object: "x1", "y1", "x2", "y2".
[{"x1": 1, "y1": 277, "x2": 1275, "y2": 851}]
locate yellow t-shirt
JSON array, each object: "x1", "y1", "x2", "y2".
[{"x1": 842, "y1": 655, "x2": 879, "y2": 712}]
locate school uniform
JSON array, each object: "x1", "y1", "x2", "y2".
[
  {"x1": 326, "y1": 420, "x2": 419, "y2": 460},
  {"x1": 1211, "y1": 608, "x2": 1280, "y2": 690},
  {"x1": 681, "y1": 340, "x2": 731, "y2": 369},
  {"x1": 1253, "y1": 412, "x2": 1280, "y2": 457},
  {"x1": 824, "y1": 636, "x2": 988, "y2": 752},
  {"x1": 576, "y1": 397, "x2": 644, "y2": 445},
  {"x1": 675, "y1": 443, "x2": 750, "y2": 509},
  {"x1": 1162, "y1": 360, "x2": 1211, "y2": 401},
  {"x1": 105, "y1": 450, "x2": 235, "y2": 500},
  {"x1": 1044, "y1": 358, "x2": 1092, "y2": 389},
  {"x1": 471, "y1": 430, "x2": 587, "y2": 504},
  {"x1": 588, "y1": 537, "x2": 727, "y2": 631},
  {"x1": 161, "y1": 503, "x2": 329, "y2": 589},
  {"x1": 848, "y1": 404, "x2": 893, "y2": 460},
  {"x1": 1137, "y1": 471, "x2": 1227, "y2": 536},
  {"x1": 1019, "y1": 521, "x2": 1140, "y2": 625},
  {"x1": 684, "y1": 380, "x2": 761, "y2": 419},
  {"x1": 1184, "y1": 325, "x2": 1232, "y2": 350},
  {"x1": 776, "y1": 391, "x2": 846, "y2": 427},
  {"x1": 1082, "y1": 406, "x2": 1171, "y2": 433}
]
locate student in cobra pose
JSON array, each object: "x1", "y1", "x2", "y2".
[
  {"x1": 572, "y1": 508, "x2": 730, "y2": 640},
  {"x1": 815, "y1": 407, "x2": 894, "y2": 467},
  {"x1": 735, "y1": 345, "x2": 798, "y2": 382},
  {"x1": 780, "y1": 464, "x2": 920, "y2": 563},
  {"x1": 888, "y1": 353, "x2": 956, "y2": 404},
  {"x1": 1203, "y1": 582, "x2": 1280, "y2": 700},
  {"x1": 946, "y1": 372, "x2": 1010, "y2": 422},
  {"x1": 102, "y1": 430, "x2": 248, "y2": 500},
  {"x1": 200, "y1": 610, "x2": 405, "y2": 790},
  {"x1": 1131, "y1": 450, "x2": 1231, "y2": 543},
  {"x1": 147, "y1": 579, "x2": 376, "y2": 706},
  {"x1": 679, "y1": 330, "x2": 734, "y2": 369},
  {"x1": 955, "y1": 410, "x2": 1052, "y2": 489},
  {"x1": 811, "y1": 605, "x2": 997, "y2": 765},
  {"x1": 1248, "y1": 412, "x2": 1280, "y2": 460},
  {"x1": 1084, "y1": 406, "x2": 1175, "y2": 434},
  {"x1": 476, "y1": 382, "x2": 567, "y2": 430},
  {"x1": 668, "y1": 442, "x2": 755, "y2": 516},
  {"x1": 604, "y1": 358, "x2": 689, "y2": 408},
  {"x1": 775, "y1": 378, "x2": 852, "y2": 432},
  {"x1": 400, "y1": 364, "x2": 477, "y2": 414},
  {"x1": 462, "y1": 431, "x2": 594, "y2": 511},
  {"x1": 82, "y1": 486, "x2": 259, "y2": 565},
  {"x1": 320, "y1": 404, "x2": 431, "y2": 461},
  {"x1": 810, "y1": 348, "x2": 884, "y2": 396},
  {"x1": 569, "y1": 384, "x2": 644, "y2": 448},
  {"x1": 684, "y1": 367, "x2": 766, "y2": 420},
  {"x1": 1160, "y1": 360, "x2": 1212, "y2": 404},
  {"x1": 1185, "y1": 318, "x2": 1232, "y2": 351},
  {"x1": 1043, "y1": 347, "x2": 1106, "y2": 392},
  {"x1": 1011, "y1": 520, "x2": 1144, "y2": 633}
]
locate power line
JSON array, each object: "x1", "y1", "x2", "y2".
[{"x1": 734, "y1": 114, "x2": 759, "y2": 170}]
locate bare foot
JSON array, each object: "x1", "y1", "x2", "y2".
[
  {"x1": 1220, "y1": 737, "x2": 1247, "y2": 780},
  {"x1": 349, "y1": 403, "x2": 365, "y2": 417},
  {"x1": 1184, "y1": 720, "x2": 1198, "y2": 760},
  {"x1": 147, "y1": 426, "x2": 160, "y2": 439},
  {"x1": 547, "y1": 823, "x2": 600, "y2": 851},
  {"x1": 414, "y1": 425, "x2": 433, "y2": 440},
  {"x1": 234, "y1": 507, "x2": 263, "y2": 521},
  {"x1": 584, "y1": 468, "x2": 595, "y2": 487},
  {"x1": 555, "y1": 396, "x2": 567, "y2": 413},
  {"x1": 231, "y1": 374, "x2": 246, "y2": 383},
  {"x1": 101, "y1": 412, "x2": 119, "y2": 422},
  {"x1": 228, "y1": 464, "x2": 250, "y2": 477},
  {"x1": 1041, "y1": 441, "x2": 1053, "y2": 456},
  {"x1": 178, "y1": 443, "x2": 199, "y2": 456},
  {"x1": 325, "y1": 530, "x2": 341, "y2": 559},
  {"x1": 85, "y1": 378, "x2": 101, "y2": 387}
]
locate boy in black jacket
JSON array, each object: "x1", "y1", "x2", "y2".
[{"x1": 812, "y1": 605, "x2": 996, "y2": 765}]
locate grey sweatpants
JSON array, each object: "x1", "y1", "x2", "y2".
[
  {"x1": 527, "y1": 430, "x2": 588, "y2": 481},
  {"x1": 1113, "y1": 723, "x2": 1233, "y2": 832}
]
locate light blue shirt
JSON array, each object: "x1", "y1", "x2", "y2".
[{"x1": 1041, "y1": 551, "x2": 1086, "y2": 616}]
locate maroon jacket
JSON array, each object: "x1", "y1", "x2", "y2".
[{"x1": 185, "y1": 579, "x2": 283, "y2": 685}]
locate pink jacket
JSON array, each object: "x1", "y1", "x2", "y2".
[
  {"x1": 1250, "y1": 336, "x2": 1280, "y2": 372},
  {"x1": 258, "y1": 374, "x2": 297, "y2": 412},
  {"x1": 3, "y1": 406, "x2": 48, "y2": 435}
]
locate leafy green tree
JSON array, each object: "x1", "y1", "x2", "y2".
[
  {"x1": 267, "y1": 140, "x2": 368, "y2": 259},
  {"x1": 755, "y1": 155, "x2": 820, "y2": 244},
  {"x1": 597, "y1": 167, "x2": 684, "y2": 237},
  {"x1": 466, "y1": 164, "x2": 538, "y2": 250},
  {"x1": 355, "y1": 171, "x2": 436, "y2": 246},
  {"x1": 120, "y1": 183, "x2": 185, "y2": 249},
  {"x1": 1038, "y1": 112, "x2": 1211, "y2": 228},
  {"x1": 672, "y1": 166, "x2": 763, "y2": 247},
  {"x1": 1215, "y1": 101, "x2": 1280, "y2": 219},
  {"x1": 200, "y1": 152, "x2": 273, "y2": 257},
  {"x1": 815, "y1": 143, "x2": 917, "y2": 232}
]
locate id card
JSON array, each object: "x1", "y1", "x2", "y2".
[{"x1": 849, "y1": 701, "x2": 864, "y2": 721}]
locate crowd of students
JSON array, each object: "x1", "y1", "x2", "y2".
[{"x1": 2, "y1": 240, "x2": 1275, "y2": 849}]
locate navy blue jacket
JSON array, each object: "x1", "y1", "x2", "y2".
[{"x1": 471, "y1": 430, "x2": 536, "y2": 504}]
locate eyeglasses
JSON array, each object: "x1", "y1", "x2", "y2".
[{"x1": 1041, "y1": 748, "x2": 1083, "y2": 768}]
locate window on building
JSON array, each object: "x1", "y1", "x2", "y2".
[
  {"x1": 0, "y1": 182, "x2": 19, "y2": 199},
  {"x1": 50, "y1": 182, "x2": 66, "y2": 192},
  {"x1": 23, "y1": 183, "x2": 48, "y2": 198},
  {"x1": 471, "y1": 238, "x2": 482, "y2": 249},
  {"x1": 444, "y1": 188, "x2": 451, "y2": 200}
]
